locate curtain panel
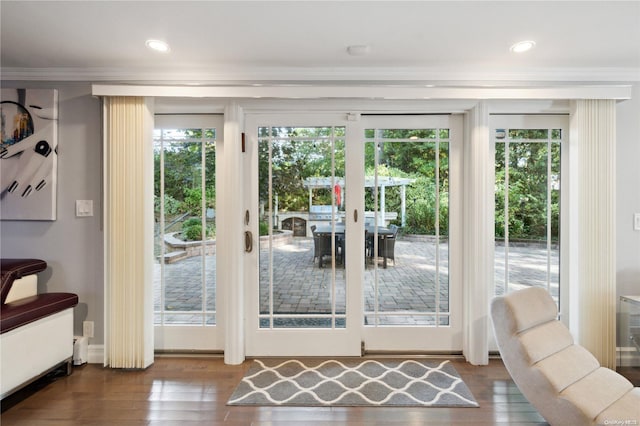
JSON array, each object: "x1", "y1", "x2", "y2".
[
  {"x1": 103, "y1": 96, "x2": 154, "y2": 369},
  {"x1": 574, "y1": 99, "x2": 617, "y2": 369}
]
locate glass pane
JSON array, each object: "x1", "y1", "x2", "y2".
[
  {"x1": 494, "y1": 142, "x2": 507, "y2": 296},
  {"x1": 549, "y1": 142, "x2": 561, "y2": 301},
  {"x1": 508, "y1": 129, "x2": 549, "y2": 139},
  {"x1": 154, "y1": 129, "x2": 216, "y2": 326},
  {"x1": 507, "y1": 142, "x2": 549, "y2": 294},
  {"x1": 364, "y1": 130, "x2": 449, "y2": 327},
  {"x1": 259, "y1": 127, "x2": 346, "y2": 329},
  {"x1": 204, "y1": 140, "x2": 216, "y2": 315},
  {"x1": 438, "y1": 142, "x2": 450, "y2": 315},
  {"x1": 269, "y1": 126, "x2": 338, "y2": 138},
  {"x1": 365, "y1": 129, "x2": 438, "y2": 140},
  {"x1": 161, "y1": 128, "x2": 214, "y2": 142},
  {"x1": 495, "y1": 129, "x2": 561, "y2": 305}
]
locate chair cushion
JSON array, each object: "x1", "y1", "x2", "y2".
[
  {"x1": 505, "y1": 286, "x2": 559, "y2": 333},
  {"x1": 0, "y1": 292, "x2": 78, "y2": 334},
  {"x1": 561, "y1": 367, "x2": 634, "y2": 421},
  {"x1": 535, "y1": 344, "x2": 600, "y2": 392},
  {"x1": 596, "y1": 388, "x2": 640, "y2": 425},
  {"x1": 519, "y1": 320, "x2": 575, "y2": 364}
]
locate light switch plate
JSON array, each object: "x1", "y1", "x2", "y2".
[
  {"x1": 76, "y1": 200, "x2": 93, "y2": 217},
  {"x1": 634, "y1": 213, "x2": 640, "y2": 231}
]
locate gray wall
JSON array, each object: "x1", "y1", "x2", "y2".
[
  {"x1": 616, "y1": 84, "x2": 640, "y2": 299},
  {"x1": 1, "y1": 81, "x2": 638, "y2": 348},
  {"x1": 0, "y1": 83, "x2": 103, "y2": 342}
]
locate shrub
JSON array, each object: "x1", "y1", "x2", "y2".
[
  {"x1": 259, "y1": 221, "x2": 269, "y2": 236},
  {"x1": 182, "y1": 218, "x2": 201, "y2": 230},
  {"x1": 183, "y1": 224, "x2": 203, "y2": 241}
]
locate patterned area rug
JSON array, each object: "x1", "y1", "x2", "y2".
[{"x1": 227, "y1": 359, "x2": 479, "y2": 407}]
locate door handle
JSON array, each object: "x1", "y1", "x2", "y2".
[
  {"x1": 245, "y1": 231, "x2": 253, "y2": 253},
  {"x1": 354, "y1": 209, "x2": 358, "y2": 223}
]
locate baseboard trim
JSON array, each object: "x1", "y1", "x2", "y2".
[
  {"x1": 616, "y1": 346, "x2": 640, "y2": 367},
  {"x1": 88, "y1": 344, "x2": 104, "y2": 364}
]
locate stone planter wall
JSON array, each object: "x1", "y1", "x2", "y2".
[{"x1": 162, "y1": 230, "x2": 293, "y2": 263}]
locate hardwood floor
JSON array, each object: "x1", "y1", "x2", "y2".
[{"x1": 1, "y1": 356, "x2": 549, "y2": 425}]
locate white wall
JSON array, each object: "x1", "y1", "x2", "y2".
[{"x1": 0, "y1": 83, "x2": 103, "y2": 342}]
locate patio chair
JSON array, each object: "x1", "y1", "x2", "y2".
[
  {"x1": 377, "y1": 236, "x2": 396, "y2": 267},
  {"x1": 365, "y1": 230, "x2": 373, "y2": 260},
  {"x1": 312, "y1": 230, "x2": 333, "y2": 268},
  {"x1": 377, "y1": 225, "x2": 398, "y2": 267}
]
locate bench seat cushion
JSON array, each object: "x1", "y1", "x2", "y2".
[
  {"x1": 1, "y1": 293, "x2": 78, "y2": 334},
  {"x1": 1, "y1": 258, "x2": 47, "y2": 304}
]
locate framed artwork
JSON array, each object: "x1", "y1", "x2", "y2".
[{"x1": 1, "y1": 88, "x2": 58, "y2": 220}]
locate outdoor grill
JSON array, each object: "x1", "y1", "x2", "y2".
[{"x1": 308, "y1": 205, "x2": 336, "y2": 221}]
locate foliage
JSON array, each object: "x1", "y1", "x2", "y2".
[
  {"x1": 182, "y1": 187, "x2": 215, "y2": 218},
  {"x1": 154, "y1": 194, "x2": 182, "y2": 217},
  {"x1": 259, "y1": 220, "x2": 270, "y2": 236},
  {"x1": 364, "y1": 140, "x2": 449, "y2": 235},
  {"x1": 180, "y1": 218, "x2": 216, "y2": 241},
  {"x1": 258, "y1": 127, "x2": 345, "y2": 212},
  {"x1": 495, "y1": 141, "x2": 560, "y2": 242},
  {"x1": 155, "y1": 125, "x2": 560, "y2": 242},
  {"x1": 154, "y1": 133, "x2": 215, "y2": 219},
  {"x1": 182, "y1": 223, "x2": 203, "y2": 241}
]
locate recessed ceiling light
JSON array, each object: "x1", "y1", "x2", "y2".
[
  {"x1": 510, "y1": 40, "x2": 536, "y2": 53},
  {"x1": 146, "y1": 39, "x2": 170, "y2": 53}
]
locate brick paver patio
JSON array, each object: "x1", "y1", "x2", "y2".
[{"x1": 154, "y1": 235, "x2": 558, "y2": 326}]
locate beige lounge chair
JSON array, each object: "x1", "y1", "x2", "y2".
[{"x1": 491, "y1": 286, "x2": 640, "y2": 426}]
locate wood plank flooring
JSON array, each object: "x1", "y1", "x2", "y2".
[{"x1": 2, "y1": 356, "x2": 550, "y2": 425}]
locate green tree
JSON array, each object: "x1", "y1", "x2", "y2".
[
  {"x1": 154, "y1": 130, "x2": 216, "y2": 220},
  {"x1": 259, "y1": 126, "x2": 345, "y2": 213},
  {"x1": 495, "y1": 141, "x2": 560, "y2": 242}
]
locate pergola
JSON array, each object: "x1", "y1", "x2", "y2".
[{"x1": 303, "y1": 176, "x2": 415, "y2": 226}]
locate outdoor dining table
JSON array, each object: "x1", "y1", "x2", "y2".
[{"x1": 313, "y1": 224, "x2": 395, "y2": 268}]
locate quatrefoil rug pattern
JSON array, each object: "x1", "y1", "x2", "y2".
[{"x1": 227, "y1": 359, "x2": 479, "y2": 407}]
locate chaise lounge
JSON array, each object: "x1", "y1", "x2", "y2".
[
  {"x1": 1, "y1": 258, "x2": 78, "y2": 399},
  {"x1": 491, "y1": 286, "x2": 640, "y2": 425}
]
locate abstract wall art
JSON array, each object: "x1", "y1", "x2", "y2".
[{"x1": 1, "y1": 88, "x2": 58, "y2": 220}]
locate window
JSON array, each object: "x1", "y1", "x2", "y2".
[{"x1": 494, "y1": 124, "x2": 563, "y2": 304}]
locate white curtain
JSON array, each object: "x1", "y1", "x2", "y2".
[
  {"x1": 463, "y1": 101, "x2": 492, "y2": 365},
  {"x1": 573, "y1": 99, "x2": 617, "y2": 369},
  {"x1": 103, "y1": 96, "x2": 154, "y2": 369}
]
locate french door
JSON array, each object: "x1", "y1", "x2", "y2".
[
  {"x1": 360, "y1": 115, "x2": 463, "y2": 352},
  {"x1": 244, "y1": 113, "x2": 360, "y2": 356},
  {"x1": 244, "y1": 112, "x2": 462, "y2": 356},
  {"x1": 153, "y1": 114, "x2": 224, "y2": 351}
]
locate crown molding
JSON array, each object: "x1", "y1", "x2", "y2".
[
  {"x1": 2, "y1": 66, "x2": 639, "y2": 83},
  {"x1": 92, "y1": 84, "x2": 632, "y2": 101}
]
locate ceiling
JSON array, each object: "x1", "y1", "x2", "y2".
[{"x1": 1, "y1": 1, "x2": 639, "y2": 83}]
